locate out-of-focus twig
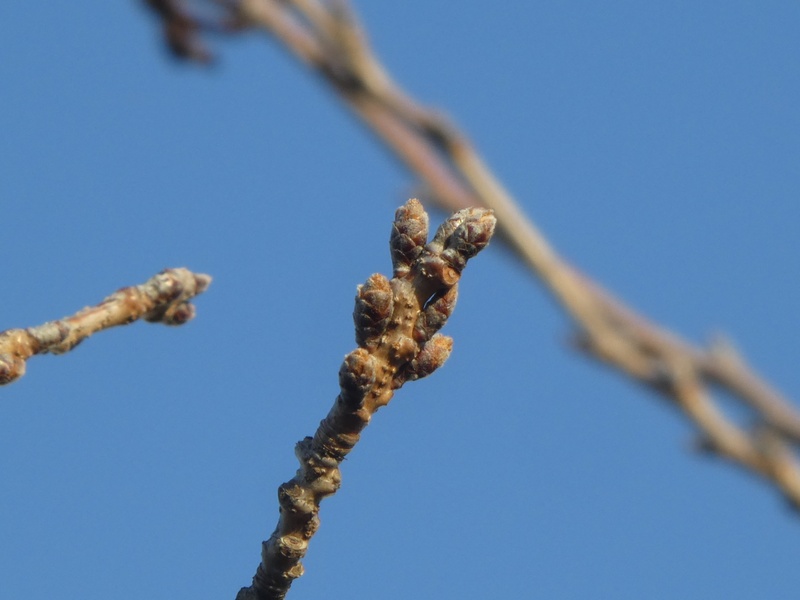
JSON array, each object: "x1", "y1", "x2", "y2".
[
  {"x1": 0, "y1": 268, "x2": 212, "y2": 386},
  {"x1": 141, "y1": 0, "x2": 800, "y2": 508},
  {"x1": 235, "y1": 200, "x2": 495, "y2": 600},
  {"x1": 143, "y1": 0, "x2": 245, "y2": 62}
]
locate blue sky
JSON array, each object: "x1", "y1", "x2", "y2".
[{"x1": 1, "y1": 2, "x2": 799, "y2": 599}]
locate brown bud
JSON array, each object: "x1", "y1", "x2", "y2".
[
  {"x1": 353, "y1": 274, "x2": 393, "y2": 348},
  {"x1": 414, "y1": 285, "x2": 459, "y2": 342},
  {"x1": 404, "y1": 334, "x2": 453, "y2": 381},
  {"x1": 426, "y1": 209, "x2": 469, "y2": 255},
  {"x1": 390, "y1": 199, "x2": 429, "y2": 277},
  {"x1": 441, "y1": 208, "x2": 496, "y2": 273},
  {"x1": 192, "y1": 273, "x2": 213, "y2": 295},
  {"x1": 278, "y1": 480, "x2": 317, "y2": 515},
  {"x1": 163, "y1": 302, "x2": 197, "y2": 325},
  {"x1": 338, "y1": 349, "x2": 377, "y2": 408},
  {"x1": 154, "y1": 269, "x2": 185, "y2": 302}
]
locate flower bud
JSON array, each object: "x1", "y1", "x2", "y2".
[
  {"x1": 441, "y1": 208, "x2": 496, "y2": 274},
  {"x1": 390, "y1": 199, "x2": 429, "y2": 277},
  {"x1": 338, "y1": 348, "x2": 377, "y2": 408},
  {"x1": 414, "y1": 285, "x2": 458, "y2": 342},
  {"x1": 403, "y1": 334, "x2": 453, "y2": 381},
  {"x1": 353, "y1": 273, "x2": 393, "y2": 348},
  {"x1": 427, "y1": 209, "x2": 469, "y2": 255}
]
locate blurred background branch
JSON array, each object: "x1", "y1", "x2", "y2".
[{"x1": 141, "y1": 0, "x2": 800, "y2": 510}]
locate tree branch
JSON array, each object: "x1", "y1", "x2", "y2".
[
  {"x1": 0, "y1": 268, "x2": 211, "y2": 386},
  {"x1": 235, "y1": 199, "x2": 495, "y2": 600}
]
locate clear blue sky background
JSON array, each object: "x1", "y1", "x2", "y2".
[{"x1": 1, "y1": 2, "x2": 799, "y2": 599}]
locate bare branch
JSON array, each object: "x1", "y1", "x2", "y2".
[
  {"x1": 0, "y1": 268, "x2": 212, "y2": 386},
  {"x1": 235, "y1": 200, "x2": 496, "y2": 600}
]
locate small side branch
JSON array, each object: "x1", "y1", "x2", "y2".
[
  {"x1": 236, "y1": 200, "x2": 496, "y2": 600},
  {"x1": 0, "y1": 268, "x2": 212, "y2": 386}
]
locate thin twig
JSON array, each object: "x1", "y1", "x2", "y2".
[
  {"x1": 235, "y1": 200, "x2": 496, "y2": 600},
  {"x1": 0, "y1": 268, "x2": 212, "y2": 386}
]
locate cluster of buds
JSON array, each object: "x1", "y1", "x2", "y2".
[
  {"x1": 244, "y1": 199, "x2": 495, "y2": 600},
  {"x1": 349, "y1": 195, "x2": 495, "y2": 416},
  {"x1": 352, "y1": 198, "x2": 496, "y2": 394}
]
